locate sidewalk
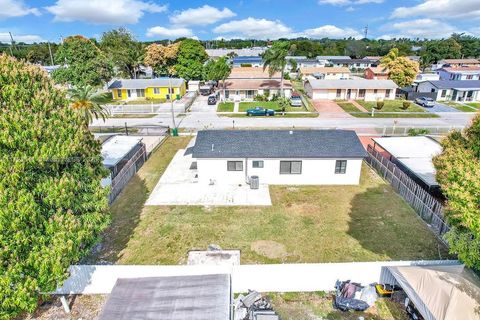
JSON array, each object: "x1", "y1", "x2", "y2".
[{"x1": 349, "y1": 100, "x2": 369, "y2": 112}]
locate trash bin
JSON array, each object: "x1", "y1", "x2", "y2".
[
  {"x1": 171, "y1": 127, "x2": 179, "y2": 136},
  {"x1": 250, "y1": 176, "x2": 259, "y2": 189}
]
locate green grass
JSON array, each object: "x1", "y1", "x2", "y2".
[
  {"x1": 269, "y1": 292, "x2": 409, "y2": 320},
  {"x1": 88, "y1": 137, "x2": 449, "y2": 265},
  {"x1": 467, "y1": 102, "x2": 480, "y2": 109},
  {"x1": 217, "y1": 102, "x2": 234, "y2": 112},
  {"x1": 336, "y1": 101, "x2": 361, "y2": 113},
  {"x1": 443, "y1": 101, "x2": 479, "y2": 112},
  {"x1": 291, "y1": 80, "x2": 316, "y2": 112},
  {"x1": 349, "y1": 100, "x2": 439, "y2": 118}
]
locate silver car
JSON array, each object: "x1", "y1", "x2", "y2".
[{"x1": 415, "y1": 97, "x2": 435, "y2": 107}]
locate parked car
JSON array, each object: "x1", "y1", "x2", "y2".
[
  {"x1": 415, "y1": 97, "x2": 435, "y2": 107},
  {"x1": 207, "y1": 96, "x2": 217, "y2": 105},
  {"x1": 199, "y1": 84, "x2": 213, "y2": 96},
  {"x1": 290, "y1": 94, "x2": 302, "y2": 107},
  {"x1": 246, "y1": 107, "x2": 275, "y2": 116}
]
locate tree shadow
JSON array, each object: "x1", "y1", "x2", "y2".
[
  {"x1": 346, "y1": 185, "x2": 449, "y2": 261},
  {"x1": 84, "y1": 174, "x2": 148, "y2": 264}
]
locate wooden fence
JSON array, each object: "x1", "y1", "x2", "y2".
[{"x1": 365, "y1": 145, "x2": 450, "y2": 244}]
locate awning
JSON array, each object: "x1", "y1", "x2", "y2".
[
  {"x1": 99, "y1": 274, "x2": 231, "y2": 320},
  {"x1": 386, "y1": 265, "x2": 480, "y2": 320}
]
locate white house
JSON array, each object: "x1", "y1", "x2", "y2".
[
  {"x1": 191, "y1": 130, "x2": 367, "y2": 186},
  {"x1": 433, "y1": 58, "x2": 480, "y2": 70},
  {"x1": 304, "y1": 79, "x2": 398, "y2": 101},
  {"x1": 299, "y1": 67, "x2": 351, "y2": 80},
  {"x1": 414, "y1": 73, "x2": 440, "y2": 84},
  {"x1": 437, "y1": 67, "x2": 480, "y2": 81},
  {"x1": 416, "y1": 80, "x2": 480, "y2": 102},
  {"x1": 329, "y1": 59, "x2": 378, "y2": 71}
]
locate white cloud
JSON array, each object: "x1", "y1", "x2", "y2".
[
  {"x1": 318, "y1": 0, "x2": 383, "y2": 5},
  {"x1": 214, "y1": 17, "x2": 294, "y2": 39},
  {"x1": 380, "y1": 19, "x2": 458, "y2": 39},
  {"x1": 46, "y1": 0, "x2": 166, "y2": 24},
  {"x1": 304, "y1": 25, "x2": 363, "y2": 39},
  {"x1": 392, "y1": 0, "x2": 480, "y2": 19},
  {"x1": 0, "y1": 32, "x2": 43, "y2": 43},
  {"x1": 146, "y1": 26, "x2": 194, "y2": 38},
  {"x1": 0, "y1": 0, "x2": 40, "y2": 19},
  {"x1": 170, "y1": 5, "x2": 235, "y2": 26}
]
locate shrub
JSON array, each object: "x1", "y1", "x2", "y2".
[
  {"x1": 254, "y1": 94, "x2": 265, "y2": 101},
  {"x1": 375, "y1": 100, "x2": 385, "y2": 110},
  {"x1": 401, "y1": 101, "x2": 411, "y2": 110},
  {"x1": 408, "y1": 128, "x2": 430, "y2": 136}
]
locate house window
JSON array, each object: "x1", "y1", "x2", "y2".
[
  {"x1": 136, "y1": 89, "x2": 145, "y2": 97},
  {"x1": 386, "y1": 89, "x2": 391, "y2": 97},
  {"x1": 441, "y1": 90, "x2": 447, "y2": 98},
  {"x1": 169, "y1": 87, "x2": 175, "y2": 94},
  {"x1": 467, "y1": 75, "x2": 473, "y2": 80},
  {"x1": 280, "y1": 161, "x2": 302, "y2": 174},
  {"x1": 336, "y1": 89, "x2": 342, "y2": 98},
  {"x1": 227, "y1": 161, "x2": 243, "y2": 171},
  {"x1": 358, "y1": 89, "x2": 366, "y2": 98},
  {"x1": 374, "y1": 89, "x2": 378, "y2": 94},
  {"x1": 117, "y1": 89, "x2": 122, "y2": 98},
  {"x1": 252, "y1": 160, "x2": 264, "y2": 168},
  {"x1": 127, "y1": 90, "x2": 131, "y2": 98},
  {"x1": 153, "y1": 87, "x2": 160, "y2": 94},
  {"x1": 335, "y1": 160, "x2": 347, "y2": 174}
]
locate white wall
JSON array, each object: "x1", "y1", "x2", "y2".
[
  {"x1": 309, "y1": 88, "x2": 395, "y2": 101},
  {"x1": 196, "y1": 158, "x2": 363, "y2": 186}
]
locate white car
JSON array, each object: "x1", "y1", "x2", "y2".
[
  {"x1": 290, "y1": 95, "x2": 302, "y2": 107},
  {"x1": 415, "y1": 97, "x2": 435, "y2": 108}
]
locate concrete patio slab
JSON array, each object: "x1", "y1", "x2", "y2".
[{"x1": 146, "y1": 150, "x2": 272, "y2": 206}]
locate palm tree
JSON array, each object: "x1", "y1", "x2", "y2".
[
  {"x1": 216, "y1": 57, "x2": 232, "y2": 102},
  {"x1": 68, "y1": 85, "x2": 110, "y2": 124},
  {"x1": 262, "y1": 42, "x2": 291, "y2": 97}
]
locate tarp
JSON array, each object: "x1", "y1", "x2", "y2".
[{"x1": 387, "y1": 265, "x2": 480, "y2": 320}]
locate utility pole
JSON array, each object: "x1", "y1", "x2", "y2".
[
  {"x1": 364, "y1": 25, "x2": 369, "y2": 39},
  {"x1": 169, "y1": 77, "x2": 178, "y2": 136},
  {"x1": 8, "y1": 32, "x2": 14, "y2": 56},
  {"x1": 48, "y1": 42, "x2": 54, "y2": 65}
]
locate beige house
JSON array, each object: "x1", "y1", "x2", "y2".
[
  {"x1": 299, "y1": 67, "x2": 351, "y2": 80},
  {"x1": 220, "y1": 79, "x2": 292, "y2": 101},
  {"x1": 304, "y1": 79, "x2": 398, "y2": 101}
]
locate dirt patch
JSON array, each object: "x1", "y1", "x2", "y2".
[{"x1": 251, "y1": 240, "x2": 287, "y2": 259}]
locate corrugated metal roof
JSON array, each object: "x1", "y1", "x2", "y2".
[
  {"x1": 193, "y1": 130, "x2": 367, "y2": 159},
  {"x1": 307, "y1": 79, "x2": 398, "y2": 89},
  {"x1": 99, "y1": 274, "x2": 231, "y2": 320},
  {"x1": 108, "y1": 78, "x2": 185, "y2": 89}
]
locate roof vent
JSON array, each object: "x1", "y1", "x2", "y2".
[
  {"x1": 289, "y1": 131, "x2": 293, "y2": 135},
  {"x1": 211, "y1": 144, "x2": 214, "y2": 151}
]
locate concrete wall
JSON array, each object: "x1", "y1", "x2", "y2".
[{"x1": 196, "y1": 158, "x2": 363, "y2": 185}]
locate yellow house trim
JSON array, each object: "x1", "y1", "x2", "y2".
[{"x1": 111, "y1": 82, "x2": 186, "y2": 101}]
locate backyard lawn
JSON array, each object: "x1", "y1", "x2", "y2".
[
  {"x1": 217, "y1": 102, "x2": 234, "y2": 112},
  {"x1": 353, "y1": 100, "x2": 438, "y2": 118},
  {"x1": 89, "y1": 137, "x2": 449, "y2": 265}
]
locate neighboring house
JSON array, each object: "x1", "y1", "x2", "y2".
[
  {"x1": 316, "y1": 56, "x2": 350, "y2": 65},
  {"x1": 364, "y1": 66, "x2": 389, "y2": 80},
  {"x1": 414, "y1": 73, "x2": 440, "y2": 84},
  {"x1": 329, "y1": 59, "x2": 378, "y2": 71},
  {"x1": 206, "y1": 47, "x2": 267, "y2": 58},
  {"x1": 416, "y1": 80, "x2": 480, "y2": 102},
  {"x1": 232, "y1": 56, "x2": 263, "y2": 67},
  {"x1": 304, "y1": 79, "x2": 398, "y2": 101},
  {"x1": 187, "y1": 80, "x2": 200, "y2": 92},
  {"x1": 108, "y1": 78, "x2": 186, "y2": 101},
  {"x1": 299, "y1": 67, "x2": 351, "y2": 80},
  {"x1": 433, "y1": 58, "x2": 480, "y2": 70},
  {"x1": 372, "y1": 136, "x2": 442, "y2": 196},
  {"x1": 437, "y1": 66, "x2": 480, "y2": 81},
  {"x1": 191, "y1": 130, "x2": 367, "y2": 186},
  {"x1": 220, "y1": 79, "x2": 292, "y2": 101},
  {"x1": 228, "y1": 67, "x2": 281, "y2": 79}
]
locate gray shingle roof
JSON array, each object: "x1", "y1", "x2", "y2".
[
  {"x1": 192, "y1": 130, "x2": 367, "y2": 159},
  {"x1": 108, "y1": 78, "x2": 185, "y2": 89},
  {"x1": 427, "y1": 80, "x2": 480, "y2": 90}
]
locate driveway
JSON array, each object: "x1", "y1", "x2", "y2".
[
  {"x1": 189, "y1": 94, "x2": 217, "y2": 113},
  {"x1": 146, "y1": 148, "x2": 272, "y2": 206},
  {"x1": 312, "y1": 100, "x2": 352, "y2": 118},
  {"x1": 416, "y1": 102, "x2": 458, "y2": 113}
]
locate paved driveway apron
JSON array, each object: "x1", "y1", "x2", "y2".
[
  {"x1": 312, "y1": 100, "x2": 353, "y2": 118},
  {"x1": 419, "y1": 102, "x2": 458, "y2": 113}
]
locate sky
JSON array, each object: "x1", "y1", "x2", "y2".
[{"x1": 1, "y1": 0, "x2": 480, "y2": 44}]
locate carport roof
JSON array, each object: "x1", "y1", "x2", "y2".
[
  {"x1": 192, "y1": 130, "x2": 367, "y2": 159},
  {"x1": 99, "y1": 274, "x2": 231, "y2": 320}
]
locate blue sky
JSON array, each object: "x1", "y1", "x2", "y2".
[{"x1": 1, "y1": 0, "x2": 479, "y2": 43}]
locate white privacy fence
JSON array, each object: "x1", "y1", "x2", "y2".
[{"x1": 54, "y1": 260, "x2": 459, "y2": 295}]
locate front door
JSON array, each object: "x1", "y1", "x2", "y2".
[
  {"x1": 346, "y1": 89, "x2": 351, "y2": 100},
  {"x1": 452, "y1": 90, "x2": 457, "y2": 101}
]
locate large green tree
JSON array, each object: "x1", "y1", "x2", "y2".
[
  {"x1": 262, "y1": 41, "x2": 292, "y2": 97},
  {"x1": 144, "y1": 42, "x2": 180, "y2": 76},
  {"x1": 52, "y1": 35, "x2": 113, "y2": 87},
  {"x1": 203, "y1": 57, "x2": 231, "y2": 101},
  {"x1": 433, "y1": 114, "x2": 480, "y2": 270},
  {"x1": 381, "y1": 48, "x2": 419, "y2": 87},
  {"x1": 420, "y1": 38, "x2": 462, "y2": 68},
  {"x1": 0, "y1": 54, "x2": 110, "y2": 318},
  {"x1": 100, "y1": 28, "x2": 144, "y2": 79},
  {"x1": 174, "y1": 39, "x2": 208, "y2": 80}
]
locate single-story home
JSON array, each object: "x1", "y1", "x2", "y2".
[
  {"x1": 299, "y1": 67, "x2": 351, "y2": 80},
  {"x1": 206, "y1": 47, "x2": 266, "y2": 58},
  {"x1": 416, "y1": 80, "x2": 480, "y2": 102},
  {"x1": 191, "y1": 130, "x2": 367, "y2": 186},
  {"x1": 232, "y1": 56, "x2": 263, "y2": 68},
  {"x1": 329, "y1": 59, "x2": 378, "y2": 71},
  {"x1": 316, "y1": 55, "x2": 350, "y2": 65},
  {"x1": 437, "y1": 66, "x2": 480, "y2": 81},
  {"x1": 433, "y1": 58, "x2": 480, "y2": 70},
  {"x1": 414, "y1": 73, "x2": 440, "y2": 84},
  {"x1": 364, "y1": 66, "x2": 389, "y2": 80},
  {"x1": 228, "y1": 67, "x2": 281, "y2": 79},
  {"x1": 304, "y1": 79, "x2": 398, "y2": 101},
  {"x1": 108, "y1": 78, "x2": 186, "y2": 101},
  {"x1": 220, "y1": 79, "x2": 292, "y2": 101}
]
